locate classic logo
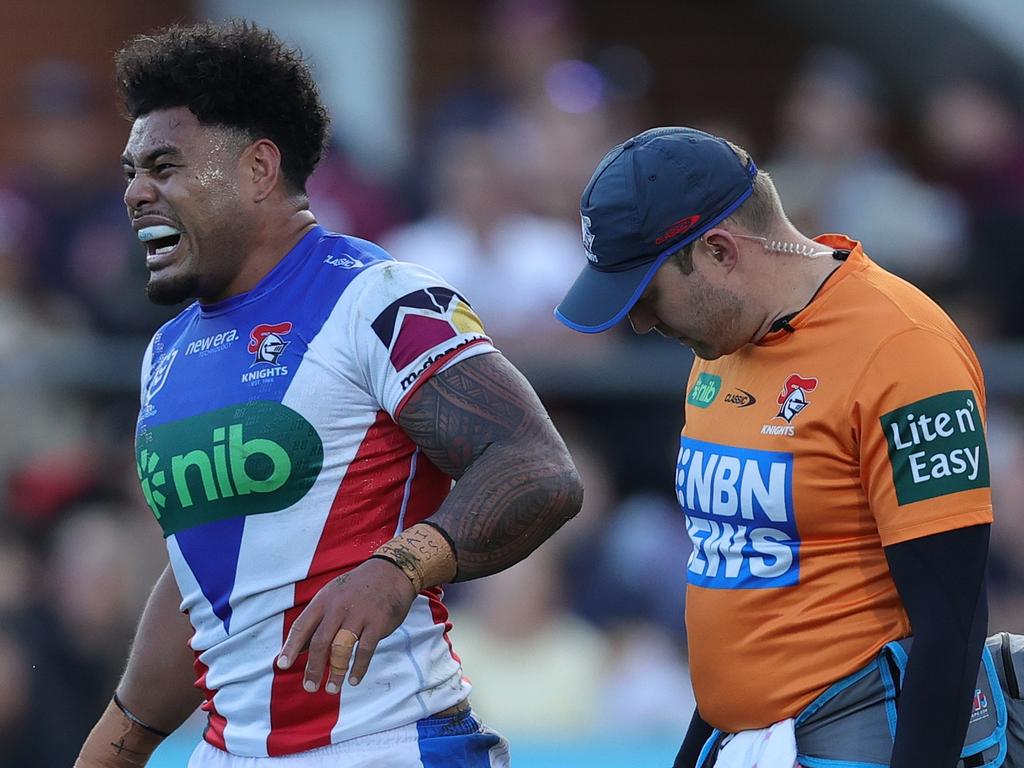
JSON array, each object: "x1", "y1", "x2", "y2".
[
  {"x1": 324, "y1": 253, "x2": 364, "y2": 269},
  {"x1": 655, "y1": 214, "x2": 701, "y2": 246},
  {"x1": 775, "y1": 373, "x2": 818, "y2": 422},
  {"x1": 880, "y1": 390, "x2": 989, "y2": 506},
  {"x1": 687, "y1": 373, "x2": 722, "y2": 409},
  {"x1": 135, "y1": 401, "x2": 324, "y2": 536},
  {"x1": 248, "y1": 322, "x2": 292, "y2": 366},
  {"x1": 724, "y1": 388, "x2": 757, "y2": 408},
  {"x1": 581, "y1": 214, "x2": 597, "y2": 263},
  {"x1": 144, "y1": 348, "x2": 178, "y2": 405},
  {"x1": 677, "y1": 436, "x2": 798, "y2": 589},
  {"x1": 185, "y1": 329, "x2": 238, "y2": 356}
]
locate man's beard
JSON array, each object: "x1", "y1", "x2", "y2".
[{"x1": 145, "y1": 271, "x2": 200, "y2": 306}]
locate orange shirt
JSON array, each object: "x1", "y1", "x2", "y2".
[{"x1": 681, "y1": 234, "x2": 993, "y2": 731}]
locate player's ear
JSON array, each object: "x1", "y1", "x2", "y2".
[
  {"x1": 243, "y1": 138, "x2": 283, "y2": 203},
  {"x1": 701, "y1": 229, "x2": 739, "y2": 271}
]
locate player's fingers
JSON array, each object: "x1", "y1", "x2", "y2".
[
  {"x1": 277, "y1": 602, "x2": 324, "y2": 670},
  {"x1": 303, "y1": 619, "x2": 340, "y2": 693},
  {"x1": 347, "y1": 630, "x2": 380, "y2": 686},
  {"x1": 324, "y1": 627, "x2": 360, "y2": 695}
]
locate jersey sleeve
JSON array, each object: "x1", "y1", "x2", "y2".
[
  {"x1": 347, "y1": 260, "x2": 497, "y2": 419},
  {"x1": 852, "y1": 327, "x2": 993, "y2": 546}
]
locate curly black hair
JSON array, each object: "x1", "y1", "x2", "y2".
[{"x1": 115, "y1": 20, "x2": 330, "y2": 192}]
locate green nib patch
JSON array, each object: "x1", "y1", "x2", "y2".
[
  {"x1": 135, "y1": 402, "x2": 324, "y2": 535},
  {"x1": 880, "y1": 390, "x2": 990, "y2": 506},
  {"x1": 687, "y1": 373, "x2": 722, "y2": 409}
]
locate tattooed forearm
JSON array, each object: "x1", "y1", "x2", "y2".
[{"x1": 398, "y1": 352, "x2": 583, "y2": 581}]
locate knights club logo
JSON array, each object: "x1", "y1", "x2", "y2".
[
  {"x1": 248, "y1": 322, "x2": 292, "y2": 365},
  {"x1": 581, "y1": 214, "x2": 597, "y2": 263},
  {"x1": 775, "y1": 373, "x2": 818, "y2": 422}
]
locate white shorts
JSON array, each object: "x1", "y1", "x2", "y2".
[{"x1": 187, "y1": 709, "x2": 510, "y2": 768}]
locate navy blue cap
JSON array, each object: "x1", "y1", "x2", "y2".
[{"x1": 555, "y1": 127, "x2": 757, "y2": 333}]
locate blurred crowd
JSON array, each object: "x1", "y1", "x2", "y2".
[{"x1": 1, "y1": 1, "x2": 1023, "y2": 763}]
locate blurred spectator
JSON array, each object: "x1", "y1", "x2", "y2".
[
  {"x1": 598, "y1": 622, "x2": 695, "y2": 735},
  {"x1": 0, "y1": 622, "x2": 55, "y2": 765},
  {"x1": 307, "y1": 137, "x2": 408, "y2": 243},
  {"x1": 0, "y1": 534, "x2": 36, "y2": 613},
  {"x1": 383, "y1": 123, "x2": 594, "y2": 358},
  {"x1": 450, "y1": 545, "x2": 611, "y2": 738},
  {"x1": 767, "y1": 47, "x2": 967, "y2": 288},
  {"x1": 2, "y1": 59, "x2": 173, "y2": 335},
  {"x1": 9, "y1": 505, "x2": 168, "y2": 763},
  {"x1": 424, "y1": 0, "x2": 641, "y2": 224},
  {"x1": 568, "y1": 492, "x2": 690, "y2": 635},
  {"x1": 921, "y1": 75, "x2": 1024, "y2": 337}
]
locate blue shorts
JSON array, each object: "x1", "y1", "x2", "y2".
[{"x1": 188, "y1": 709, "x2": 510, "y2": 768}]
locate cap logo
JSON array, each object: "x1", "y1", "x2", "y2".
[
  {"x1": 581, "y1": 214, "x2": 598, "y2": 263},
  {"x1": 655, "y1": 215, "x2": 701, "y2": 246}
]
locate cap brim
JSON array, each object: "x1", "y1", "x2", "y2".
[{"x1": 555, "y1": 251, "x2": 671, "y2": 334}]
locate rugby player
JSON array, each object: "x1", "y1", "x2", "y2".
[{"x1": 75, "y1": 21, "x2": 582, "y2": 768}]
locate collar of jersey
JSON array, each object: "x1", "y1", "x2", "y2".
[
  {"x1": 197, "y1": 225, "x2": 326, "y2": 317},
  {"x1": 756, "y1": 233, "x2": 865, "y2": 346}
]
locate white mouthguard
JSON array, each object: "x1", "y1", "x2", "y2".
[{"x1": 138, "y1": 225, "x2": 182, "y2": 242}]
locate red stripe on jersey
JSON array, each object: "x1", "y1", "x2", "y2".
[
  {"x1": 267, "y1": 410, "x2": 432, "y2": 756},
  {"x1": 403, "y1": 455, "x2": 460, "y2": 661},
  {"x1": 401, "y1": 449, "x2": 450, "y2": 530},
  {"x1": 425, "y1": 586, "x2": 461, "y2": 663},
  {"x1": 195, "y1": 653, "x2": 228, "y2": 751}
]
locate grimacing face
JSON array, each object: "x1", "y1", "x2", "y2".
[
  {"x1": 121, "y1": 106, "x2": 252, "y2": 305},
  {"x1": 627, "y1": 254, "x2": 747, "y2": 361}
]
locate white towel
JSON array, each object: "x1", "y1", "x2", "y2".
[{"x1": 713, "y1": 718, "x2": 799, "y2": 768}]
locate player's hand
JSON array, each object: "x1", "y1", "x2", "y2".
[{"x1": 276, "y1": 557, "x2": 418, "y2": 694}]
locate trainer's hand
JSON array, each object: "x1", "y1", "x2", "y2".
[{"x1": 276, "y1": 558, "x2": 417, "y2": 694}]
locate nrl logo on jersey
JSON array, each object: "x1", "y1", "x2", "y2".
[{"x1": 144, "y1": 348, "x2": 178, "y2": 406}]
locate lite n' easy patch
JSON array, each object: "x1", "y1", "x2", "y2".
[{"x1": 880, "y1": 390, "x2": 989, "y2": 505}]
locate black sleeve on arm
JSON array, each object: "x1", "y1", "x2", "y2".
[
  {"x1": 673, "y1": 708, "x2": 714, "y2": 768},
  {"x1": 885, "y1": 523, "x2": 990, "y2": 768}
]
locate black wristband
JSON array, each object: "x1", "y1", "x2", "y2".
[
  {"x1": 113, "y1": 692, "x2": 171, "y2": 738},
  {"x1": 368, "y1": 553, "x2": 402, "y2": 569}
]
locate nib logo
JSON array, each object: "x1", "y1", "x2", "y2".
[
  {"x1": 135, "y1": 402, "x2": 325, "y2": 536},
  {"x1": 137, "y1": 449, "x2": 167, "y2": 519}
]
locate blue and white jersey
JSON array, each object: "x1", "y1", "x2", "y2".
[{"x1": 135, "y1": 226, "x2": 494, "y2": 757}]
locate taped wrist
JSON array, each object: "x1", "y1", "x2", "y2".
[
  {"x1": 371, "y1": 522, "x2": 458, "y2": 593},
  {"x1": 74, "y1": 697, "x2": 167, "y2": 767}
]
